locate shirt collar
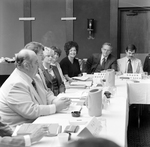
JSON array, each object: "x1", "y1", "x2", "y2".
[
  {"x1": 126, "y1": 56, "x2": 136, "y2": 62},
  {"x1": 101, "y1": 55, "x2": 108, "y2": 60}
]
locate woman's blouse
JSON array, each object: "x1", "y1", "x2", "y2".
[{"x1": 60, "y1": 57, "x2": 81, "y2": 77}]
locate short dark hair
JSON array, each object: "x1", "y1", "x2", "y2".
[
  {"x1": 125, "y1": 44, "x2": 137, "y2": 52},
  {"x1": 64, "y1": 41, "x2": 79, "y2": 56},
  {"x1": 24, "y1": 41, "x2": 44, "y2": 54},
  {"x1": 51, "y1": 46, "x2": 62, "y2": 57}
]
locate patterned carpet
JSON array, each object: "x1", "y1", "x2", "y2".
[{"x1": 127, "y1": 105, "x2": 150, "y2": 147}]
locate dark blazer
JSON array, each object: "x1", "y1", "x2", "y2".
[
  {"x1": 0, "y1": 120, "x2": 25, "y2": 147},
  {"x1": 143, "y1": 55, "x2": 150, "y2": 75},
  {"x1": 85, "y1": 53, "x2": 117, "y2": 74},
  {"x1": 41, "y1": 65, "x2": 65, "y2": 96}
]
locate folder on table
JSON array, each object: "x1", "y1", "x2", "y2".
[{"x1": 17, "y1": 123, "x2": 62, "y2": 137}]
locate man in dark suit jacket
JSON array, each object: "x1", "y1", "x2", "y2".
[
  {"x1": 143, "y1": 54, "x2": 150, "y2": 75},
  {"x1": 0, "y1": 116, "x2": 46, "y2": 147},
  {"x1": 85, "y1": 42, "x2": 117, "y2": 74}
]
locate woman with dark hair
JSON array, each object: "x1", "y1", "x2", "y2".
[{"x1": 60, "y1": 41, "x2": 81, "y2": 82}]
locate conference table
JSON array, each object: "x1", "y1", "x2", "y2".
[{"x1": 31, "y1": 76, "x2": 128, "y2": 147}]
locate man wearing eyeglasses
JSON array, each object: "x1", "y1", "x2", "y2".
[
  {"x1": 85, "y1": 42, "x2": 117, "y2": 74},
  {"x1": 117, "y1": 44, "x2": 143, "y2": 74}
]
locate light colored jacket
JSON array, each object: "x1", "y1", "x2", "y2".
[
  {"x1": 117, "y1": 56, "x2": 143, "y2": 74},
  {"x1": 0, "y1": 68, "x2": 56, "y2": 128}
]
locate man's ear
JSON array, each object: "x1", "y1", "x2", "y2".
[{"x1": 23, "y1": 61, "x2": 30, "y2": 70}]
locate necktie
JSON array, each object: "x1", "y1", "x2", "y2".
[
  {"x1": 32, "y1": 80, "x2": 39, "y2": 95},
  {"x1": 127, "y1": 59, "x2": 133, "y2": 73},
  {"x1": 101, "y1": 58, "x2": 106, "y2": 70}
]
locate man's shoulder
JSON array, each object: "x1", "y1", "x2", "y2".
[
  {"x1": 117, "y1": 57, "x2": 126, "y2": 64},
  {"x1": 108, "y1": 54, "x2": 117, "y2": 61},
  {"x1": 118, "y1": 56, "x2": 126, "y2": 60},
  {"x1": 133, "y1": 57, "x2": 142, "y2": 63},
  {"x1": 91, "y1": 53, "x2": 100, "y2": 59}
]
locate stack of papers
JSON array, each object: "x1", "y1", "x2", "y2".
[
  {"x1": 72, "y1": 76, "x2": 89, "y2": 81},
  {"x1": 70, "y1": 81, "x2": 92, "y2": 87}
]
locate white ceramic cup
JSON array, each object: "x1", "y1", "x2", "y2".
[
  {"x1": 58, "y1": 133, "x2": 69, "y2": 144},
  {"x1": 82, "y1": 72, "x2": 87, "y2": 76}
]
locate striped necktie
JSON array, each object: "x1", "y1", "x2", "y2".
[{"x1": 101, "y1": 58, "x2": 106, "y2": 70}]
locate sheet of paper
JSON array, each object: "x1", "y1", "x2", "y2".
[{"x1": 57, "y1": 91, "x2": 88, "y2": 99}]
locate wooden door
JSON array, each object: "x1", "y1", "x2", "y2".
[{"x1": 118, "y1": 8, "x2": 150, "y2": 62}]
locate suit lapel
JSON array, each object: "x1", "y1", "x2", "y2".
[
  {"x1": 38, "y1": 67, "x2": 48, "y2": 90},
  {"x1": 124, "y1": 58, "x2": 127, "y2": 73},
  {"x1": 104, "y1": 55, "x2": 111, "y2": 69},
  {"x1": 14, "y1": 69, "x2": 45, "y2": 104},
  {"x1": 132, "y1": 59, "x2": 137, "y2": 73},
  {"x1": 92, "y1": 54, "x2": 101, "y2": 72},
  {"x1": 30, "y1": 82, "x2": 43, "y2": 104}
]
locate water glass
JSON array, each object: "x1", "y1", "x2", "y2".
[{"x1": 58, "y1": 133, "x2": 69, "y2": 144}]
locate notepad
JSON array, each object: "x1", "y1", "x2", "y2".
[{"x1": 17, "y1": 123, "x2": 62, "y2": 137}]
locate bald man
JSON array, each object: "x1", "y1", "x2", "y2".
[{"x1": 0, "y1": 49, "x2": 71, "y2": 128}]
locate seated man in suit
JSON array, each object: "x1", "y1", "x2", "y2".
[
  {"x1": 0, "y1": 116, "x2": 47, "y2": 147},
  {"x1": 24, "y1": 41, "x2": 48, "y2": 90},
  {"x1": 85, "y1": 42, "x2": 117, "y2": 74},
  {"x1": 143, "y1": 54, "x2": 150, "y2": 75},
  {"x1": 117, "y1": 44, "x2": 143, "y2": 74},
  {"x1": 0, "y1": 49, "x2": 71, "y2": 128}
]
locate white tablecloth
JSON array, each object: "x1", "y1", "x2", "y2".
[
  {"x1": 127, "y1": 79, "x2": 150, "y2": 104},
  {"x1": 31, "y1": 79, "x2": 128, "y2": 147}
]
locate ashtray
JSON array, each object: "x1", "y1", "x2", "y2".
[
  {"x1": 104, "y1": 91, "x2": 111, "y2": 98},
  {"x1": 71, "y1": 111, "x2": 81, "y2": 117}
]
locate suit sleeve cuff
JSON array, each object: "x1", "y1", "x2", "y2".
[
  {"x1": 24, "y1": 135, "x2": 31, "y2": 146},
  {"x1": 49, "y1": 104, "x2": 56, "y2": 114}
]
